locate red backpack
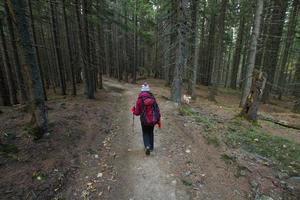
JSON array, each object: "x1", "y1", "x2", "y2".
[{"x1": 140, "y1": 95, "x2": 160, "y2": 126}]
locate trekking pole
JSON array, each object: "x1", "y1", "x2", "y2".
[{"x1": 132, "y1": 114, "x2": 134, "y2": 134}]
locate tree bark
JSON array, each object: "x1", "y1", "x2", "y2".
[
  {"x1": 241, "y1": 70, "x2": 266, "y2": 121},
  {"x1": 62, "y1": 0, "x2": 76, "y2": 96},
  {"x1": 75, "y1": 0, "x2": 87, "y2": 94},
  {"x1": 230, "y1": 14, "x2": 245, "y2": 89},
  {"x1": 277, "y1": 0, "x2": 299, "y2": 99},
  {"x1": 11, "y1": 0, "x2": 48, "y2": 134},
  {"x1": 83, "y1": 0, "x2": 95, "y2": 99},
  {"x1": 293, "y1": 54, "x2": 300, "y2": 113},
  {"x1": 204, "y1": 0, "x2": 217, "y2": 87},
  {"x1": 240, "y1": 0, "x2": 264, "y2": 107},
  {"x1": 0, "y1": 46, "x2": 11, "y2": 106},
  {"x1": 0, "y1": 18, "x2": 18, "y2": 105},
  {"x1": 209, "y1": 0, "x2": 228, "y2": 101},
  {"x1": 191, "y1": 0, "x2": 201, "y2": 99},
  {"x1": 5, "y1": 0, "x2": 28, "y2": 103},
  {"x1": 171, "y1": 0, "x2": 186, "y2": 104},
  {"x1": 28, "y1": 0, "x2": 47, "y2": 100},
  {"x1": 113, "y1": 0, "x2": 120, "y2": 80},
  {"x1": 50, "y1": 0, "x2": 66, "y2": 95},
  {"x1": 261, "y1": 0, "x2": 288, "y2": 103},
  {"x1": 132, "y1": 0, "x2": 138, "y2": 83},
  {"x1": 188, "y1": 0, "x2": 199, "y2": 95}
]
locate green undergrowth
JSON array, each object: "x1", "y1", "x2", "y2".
[
  {"x1": 32, "y1": 170, "x2": 48, "y2": 181},
  {"x1": 23, "y1": 123, "x2": 44, "y2": 140},
  {"x1": 179, "y1": 105, "x2": 300, "y2": 175},
  {"x1": 226, "y1": 117, "x2": 300, "y2": 175},
  {"x1": 0, "y1": 143, "x2": 19, "y2": 159},
  {"x1": 179, "y1": 105, "x2": 220, "y2": 147}
]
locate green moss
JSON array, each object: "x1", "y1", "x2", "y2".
[{"x1": 226, "y1": 118, "x2": 300, "y2": 174}]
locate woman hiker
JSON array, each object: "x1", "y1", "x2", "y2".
[{"x1": 131, "y1": 83, "x2": 161, "y2": 155}]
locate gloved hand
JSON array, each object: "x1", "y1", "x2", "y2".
[
  {"x1": 158, "y1": 120, "x2": 162, "y2": 128},
  {"x1": 131, "y1": 106, "x2": 136, "y2": 113}
]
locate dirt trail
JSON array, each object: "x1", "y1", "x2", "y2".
[
  {"x1": 106, "y1": 81, "x2": 190, "y2": 200},
  {"x1": 1, "y1": 79, "x2": 297, "y2": 199},
  {"x1": 104, "y1": 79, "x2": 250, "y2": 200}
]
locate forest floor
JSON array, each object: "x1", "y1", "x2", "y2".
[{"x1": 0, "y1": 78, "x2": 299, "y2": 200}]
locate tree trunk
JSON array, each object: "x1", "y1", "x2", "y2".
[
  {"x1": 62, "y1": 0, "x2": 76, "y2": 96},
  {"x1": 11, "y1": 0, "x2": 48, "y2": 134},
  {"x1": 230, "y1": 15, "x2": 245, "y2": 89},
  {"x1": 50, "y1": 0, "x2": 66, "y2": 95},
  {"x1": 104, "y1": 23, "x2": 110, "y2": 77},
  {"x1": 113, "y1": 0, "x2": 120, "y2": 80},
  {"x1": 261, "y1": 0, "x2": 288, "y2": 103},
  {"x1": 191, "y1": 0, "x2": 201, "y2": 99},
  {"x1": 83, "y1": 0, "x2": 95, "y2": 99},
  {"x1": 75, "y1": 0, "x2": 87, "y2": 95},
  {"x1": 0, "y1": 18, "x2": 18, "y2": 105},
  {"x1": 5, "y1": 0, "x2": 28, "y2": 103},
  {"x1": 277, "y1": 0, "x2": 299, "y2": 99},
  {"x1": 204, "y1": 0, "x2": 217, "y2": 87},
  {"x1": 28, "y1": 0, "x2": 47, "y2": 100},
  {"x1": 209, "y1": 0, "x2": 228, "y2": 101},
  {"x1": 293, "y1": 54, "x2": 300, "y2": 113},
  {"x1": 0, "y1": 47, "x2": 11, "y2": 106},
  {"x1": 132, "y1": 0, "x2": 138, "y2": 83},
  {"x1": 39, "y1": 23, "x2": 51, "y2": 89},
  {"x1": 187, "y1": 0, "x2": 199, "y2": 95},
  {"x1": 123, "y1": 1, "x2": 129, "y2": 82},
  {"x1": 241, "y1": 70, "x2": 266, "y2": 121},
  {"x1": 171, "y1": 0, "x2": 186, "y2": 104},
  {"x1": 240, "y1": 0, "x2": 264, "y2": 107},
  {"x1": 96, "y1": 1, "x2": 103, "y2": 89}
]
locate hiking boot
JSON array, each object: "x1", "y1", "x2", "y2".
[{"x1": 145, "y1": 147, "x2": 150, "y2": 155}]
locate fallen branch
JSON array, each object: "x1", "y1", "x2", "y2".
[{"x1": 258, "y1": 114, "x2": 300, "y2": 130}]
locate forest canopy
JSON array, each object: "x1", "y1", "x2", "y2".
[{"x1": 0, "y1": 0, "x2": 300, "y2": 128}]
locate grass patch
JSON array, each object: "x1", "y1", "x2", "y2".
[
  {"x1": 178, "y1": 105, "x2": 197, "y2": 116},
  {"x1": 0, "y1": 143, "x2": 19, "y2": 154},
  {"x1": 179, "y1": 105, "x2": 217, "y2": 130},
  {"x1": 204, "y1": 134, "x2": 220, "y2": 147},
  {"x1": 181, "y1": 178, "x2": 193, "y2": 186},
  {"x1": 23, "y1": 123, "x2": 44, "y2": 140},
  {"x1": 32, "y1": 170, "x2": 48, "y2": 181},
  {"x1": 226, "y1": 118, "x2": 300, "y2": 175},
  {"x1": 195, "y1": 115, "x2": 216, "y2": 130},
  {"x1": 179, "y1": 105, "x2": 219, "y2": 146},
  {"x1": 0, "y1": 143, "x2": 19, "y2": 159},
  {"x1": 221, "y1": 153, "x2": 237, "y2": 165}
]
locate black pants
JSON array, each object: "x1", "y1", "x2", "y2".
[{"x1": 141, "y1": 125, "x2": 154, "y2": 150}]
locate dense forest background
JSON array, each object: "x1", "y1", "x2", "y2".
[
  {"x1": 1, "y1": 1, "x2": 300, "y2": 199},
  {"x1": 0, "y1": 0, "x2": 300, "y2": 131}
]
